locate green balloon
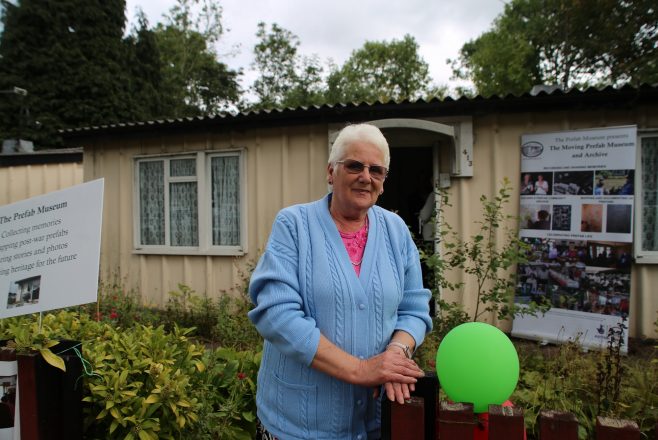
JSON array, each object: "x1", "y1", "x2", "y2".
[{"x1": 436, "y1": 322, "x2": 519, "y2": 413}]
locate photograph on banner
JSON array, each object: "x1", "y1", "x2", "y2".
[
  {"x1": 6, "y1": 275, "x2": 41, "y2": 309},
  {"x1": 0, "y1": 376, "x2": 16, "y2": 430},
  {"x1": 0, "y1": 179, "x2": 104, "y2": 319},
  {"x1": 516, "y1": 237, "x2": 631, "y2": 317},
  {"x1": 520, "y1": 172, "x2": 553, "y2": 195},
  {"x1": 513, "y1": 126, "x2": 636, "y2": 351},
  {"x1": 553, "y1": 170, "x2": 594, "y2": 195},
  {"x1": 594, "y1": 170, "x2": 635, "y2": 195},
  {"x1": 520, "y1": 203, "x2": 552, "y2": 230}
]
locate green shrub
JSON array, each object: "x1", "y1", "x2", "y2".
[
  {"x1": 82, "y1": 324, "x2": 205, "y2": 439},
  {"x1": 512, "y1": 331, "x2": 658, "y2": 440},
  {"x1": 0, "y1": 310, "x2": 263, "y2": 439},
  {"x1": 80, "y1": 280, "x2": 161, "y2": 328},
  {"x1": 212, "y1": 291, "x2": 262, "y2": 351},
  {"x1": 163, "y1": 284, "x2": 219, "y2": 341},
  {"x1": 188, "y1": 348, "x2": 260, "y2": 439}
]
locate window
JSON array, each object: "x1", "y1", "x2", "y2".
[
  {"x1": 134, "y1": 151, "x2": 246, "y2": 255},
  {"x1": 635, "y1": 133, "x2": 658, "y2": 263}
]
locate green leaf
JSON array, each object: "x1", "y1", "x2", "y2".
[
  {"x1": 144, "y1": 394, "x2": 159, "y2": 404},
  {"x1": 138, "y1": 430, "x2": 153, "y2": 440},
  {"x1": 40, "y1": 348, "x2": 66, "y2": 372},
  {"x1": 110, "y1": 406, "x2": 121, "y2": 420},
  {"x1": 193, "y1": 359, "x2": 205, "y2": 372}
]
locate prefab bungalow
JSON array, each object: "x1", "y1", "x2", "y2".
[{"x1": 61, "y1": 85, "x2": 658, "y2": 339}]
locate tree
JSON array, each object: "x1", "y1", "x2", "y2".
[
  {"x1": 152, "y1": 0, "x2": 241, "y2": 117},
  {"x1": 250, "y1": 22, "x2": 324, "y2": 110},
  {"x1": 122, "y1": 12, "x2": 165, "y2": 122},
  {"x1": 450, "y1": 28, "x2": 540, "y2": 97},
  {"x1": 326, "y1": 34, "x2": 432, "y2": 104},
  {"x1": 451, "y1": 0, "x2": 658, "y2": 97},
  {"x1": 0, "y1": 0, "x2": 132, "y2": 146}
]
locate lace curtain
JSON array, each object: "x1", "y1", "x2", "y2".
[
  {"x1": 139, "y1": 161, "x2": 165, "y2": 245},
  {"x1": 211, "y1": 156, "x2": 240, "y2": 246},
  {"x1": 641, "y1": 137, "x2": 658, "y2": 251},
  {"x1": 170, "y1": 182, "x2": 199, "y2": 246},
  {"x1": 169, "y1": 159, "x2": 198, "y2": 246}
]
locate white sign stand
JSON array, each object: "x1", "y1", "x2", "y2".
[{"x1": 0, "y1": 179, "x2": 104, "y2": 318}]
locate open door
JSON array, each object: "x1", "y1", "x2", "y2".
[{"x1": 377, "y1": 146, "x2": 435, "y2": 238}]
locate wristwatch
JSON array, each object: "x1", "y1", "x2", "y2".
[{"x1": 386, "y1": 341, "x2": 412, "y2": 359}]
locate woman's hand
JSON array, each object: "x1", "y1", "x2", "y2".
[
  {"x1": 357, "y1": 350, "x2": 423, "y2": 403},
  {"x1": 311, "y1": 333, "x2": 422, "y2": 404},
  {"x1": 373, "y1": 380, "x2": 416, "y2": 404},
  {"x1": 370, "y1": 345, "x2": 420, "y2": 404}
]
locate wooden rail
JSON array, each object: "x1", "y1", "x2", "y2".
[{"x1": 381, "y1": 372, "x2": 647, "y2": 440}]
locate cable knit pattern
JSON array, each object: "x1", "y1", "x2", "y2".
[
  {"x1": 371, "y1": 264, "x2": 384, "y2": 351},
  {"x1": 248, "y1": 194, "x2": 432, "y2": 440},
  {"x1": 301, "y1": 206, "x2": 316, "y2": 318},
  {"x1": 377, "y1": 208, "x2": 403, "y2": 296}
]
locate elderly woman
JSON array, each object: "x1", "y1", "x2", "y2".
[{"x1": 248, "y1": 123, "x2": 432, "y2": 440}]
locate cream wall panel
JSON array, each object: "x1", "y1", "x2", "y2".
[{"x1": 0, "y1": 162, "x2": 82, "y2": 206}]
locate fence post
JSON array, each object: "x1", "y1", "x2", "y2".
[
  {"x1": 381, "y1": 372, "x2": 438, "y2": 440},
  {"x1": 595, "y1": 416, "x2": 640, "y2": 440},
  {"x1": 539, "y1": 410, "x2": 578, "y2": 440},
  {"x1": 438, "y1": 401, "x2": 474, "y2": 439},
  {"x1": 414, "y1": 372, "x2": 438, "y2": 440},
  {"x1": 389, "y1": 397, "x2": 425, "y2": 440},
  {"x1": 488, "y1": 404, "x2": 524, "y2": 440}
]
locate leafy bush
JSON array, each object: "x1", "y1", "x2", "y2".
[
  {"x1": 212, "y1": 291, "x2": 262, "y2": 351},
  {"x1": 0, "y1": 310, "x2": 262, "y2": 439},
  {"x1": 513, "y1": 328, "x2": 658, "y2": 439},
  {"x1": 82, "y1": 324, "x2": 205, "y2": 439},
  {"x1": 80, "y1": 279, "x2": 161, "y2": 328},
  {"x1": 163, "y1": 284, "x2": 220, "y2": 341},
  {"x1": 188, "y1": 348, "x2": 260, "y2": 439}
]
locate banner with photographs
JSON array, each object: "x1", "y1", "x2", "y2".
[{"x1": 512, "y1": 126, "x2": 636, "y2": 352}]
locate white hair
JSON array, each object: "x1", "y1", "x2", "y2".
[{"x1": 328, "y1": 123, "x2": 390, "y2": 168}]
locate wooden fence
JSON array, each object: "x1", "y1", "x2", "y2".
[{"x1": 381, "y1": 373, "x2": 654, "y2": 440}]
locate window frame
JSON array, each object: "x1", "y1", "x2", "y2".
[
  {"x1": 133, "y1": 149, "x2": 247, "y2": 256},
  {"x1": 634, "y1": 130, "x2": 658, "y2": 263}
]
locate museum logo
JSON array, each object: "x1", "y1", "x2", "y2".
[{"x1": 521, "y1": 141, "x2": 544, "y2": 158}]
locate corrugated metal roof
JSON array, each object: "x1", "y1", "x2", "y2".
[{"x1": 59, "y1": 83, "x2": 658, "y2": 139}]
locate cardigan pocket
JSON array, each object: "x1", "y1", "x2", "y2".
[{"x1": 270, "y1": 371, "x2": 318, "y2": 437}]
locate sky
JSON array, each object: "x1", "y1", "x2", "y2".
[{"x1": 126, "y1": 0, "x2": 507, "y2": 92}]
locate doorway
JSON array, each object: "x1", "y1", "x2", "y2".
[{"x1": 377, "y1": 146, "x2": 434, "y2": 237}]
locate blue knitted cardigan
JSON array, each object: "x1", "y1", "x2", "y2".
[{"x1": 248, "y1": 194, "x2": 432, "y2": 440}]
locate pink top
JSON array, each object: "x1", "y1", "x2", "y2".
[{"x1": 338, "y1": 217, "x2": 369, "y2": 276}]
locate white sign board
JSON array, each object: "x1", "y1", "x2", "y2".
[
  {"x1": 0, "y1": 179, "x2": 103, "y2": 318},
  {"x1": 513, "y1": 127, "x2": 636, "y2": 352}
]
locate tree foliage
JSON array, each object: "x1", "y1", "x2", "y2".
[
  {"x1": 451, "y1": 0, "x2": 658, "y2": 96},
  {"x1": 249, "y1": 29, "x2": 438, "y2": 109},
  {"x1": 153, "y1": 0, "x2": 241, "y2": 117},
  {"x1": 250, "y1": 22, "x2": 324, "y2": 110},
  {"x1": 326, "y1": 34, "x2": 432, "y2": 104},
  {"x1": 0, "y1": 0, "x2": 131, "y2": 145},
  {"x1": 0, "y1": 0, "x2": 240, "y2": 147}
]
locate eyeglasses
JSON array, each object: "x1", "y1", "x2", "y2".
[{"x1": 336, "y1": 159, "x2": 388, "y2": 180}]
